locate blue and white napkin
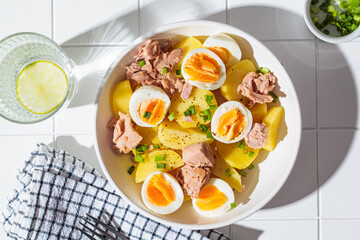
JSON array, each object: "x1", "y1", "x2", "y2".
[{"x1": 1, "y1": 143, "x2": 230, "y2": 240}]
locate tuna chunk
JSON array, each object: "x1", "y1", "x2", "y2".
[
  {"x1": 135, "y1": 39, "x2": 161, "y2": 61},
  {"x1": 109, "y1": 112, "x2": 143, "y2": 154},
  {"x1": 180, "y1": 82, "x2": 193, "y2": 100},
  {"x1": 159, "y1": 73, "x2": 184, "y2": 96},
  {"x1": 153, "y1": 48, "x2": 183, "y2": 73},
  {"x1": 237, "y1": 72, "x2": 277, "y2": 107},
  {"x1": 182, "y1": 142, "x2": 215, "y2": 168},
  {"x1": 245, "y1": 123, "x2": 268, "y2": 149},
  {"x1": 176, "y1": 165, "x2": 210, "y2": 198}
]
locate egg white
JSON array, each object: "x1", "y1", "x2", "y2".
[
  {"x1": 141, "y1": 171, "x2": 184, "y2": 215},
  {"x1": 210, "y1": 101, "x2": 253, "y2": 144},
  {"x1": 192, "y1": 178, "x2": 235, "y2": 217},
  {"x1": 181, "y1": 48, "x2": 226, "y2": 90},
  {"x1": 203, "y1": 33, "x2": 242, "y2": 68},
  {"x1": 129, "y1": 85, "x2": 171, "y2": 127}
]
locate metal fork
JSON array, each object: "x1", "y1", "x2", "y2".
[{"x1": 76, "y1": 214, "x2": 128, "y2": 240}]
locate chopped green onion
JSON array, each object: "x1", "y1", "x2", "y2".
[
  {"x1": 153, "y1": 144, "x2": 160, "y2": 149},
  {"x1": 156, "y1": 163, "x2": 166, "y2": 169},
  {"x1": 225, "y1": 168, "x2": 231, "y2": 177},
  {"x1": 135, "y1": 155, "x2": 144, "y2": 162},
  {"x1": 141, "y1": 144, "x2": 149, "y2": 151},
  {"x1": 230, "y1": 202, "x2": 237, "y2": 208},
  {"x1": 205, "y1": 94, "x2": 213, "y2": 105},
  {"x1": 207, "y1": 132, "x2": 214, "y2": 139},
  {"x1": 143, "y1": 111, "x2": 151, "y2": 119},
  {"x1": 340, "y1": 1, "x2": 349, "y2": 9},
  {"x1": 269, "y1": 91, "x2": 278, "y2": 103},
  {"x1": 189, "y1": 105, "x2": 196, "y2": 115},
  {"x1": 204, "y1": 109, "x2": 211, "y2": 115},
  {"x1": 139, "y1": 60, "x2": 146, "y2": 67},
  {"x1": 128, "y1": 165, "x2": 135, "y2": 175},
  {"x1": 204, "y1": 115, "x2": 211, "y2": 121},
  {"x1": 176, "y1": 69, "x2": 181, "y2": 75},
  {"x1": 324, "y1": 29, "x2": 330, "y2": 34},
  {"x1": 249, "y1": 151, "x2": 255, "y2": 158},
  {"x1": 168, "y1": 112, "x2": 176, "y2": 121},
  {"x1": 199, "y1": 111, "x2": 205, "y2": 117},
  {"x1": 162, "y1": 67, "x2": 168, "y2": 74},
  {"x1": 184, "y1": 109, "x2": 190, "y2": 117},
  {"x1": 311, "y1": 6, "x2": 319, "y2": 14},
  {"x1": 136, "y1": 145, "x2": 145, "y2": 155},
  {"x1": 155, "y1": 154, "x2": 166, "y2": 162},
  {"x1": 247, "y1": 163, "x2": 255, "y2": 170},
  {"x1": 355, "y1": 13, "x2": 360, "y2": 21},
  {"x1": 199, "y1": 124, "x2": 208, "y2": 133},
  {"x1": 312, "y1": 16, "x2": 319, "y2": 23},
  {"x1": 239, "y1": 169, "x2": 247, "y2": 177},
  {"x1": 327, "y1": 5, "x2": 335, "y2": 13},
  {"x1": 333, "y1": 11, "x2": 339, "y2": 18},
  {"x1": 209, "y1": 105, "x2": 217, "y2": 110},
  {"x1": 235, "y1": 140, "x2": 245, "y2": 149}
]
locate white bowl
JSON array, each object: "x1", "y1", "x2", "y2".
[
  {"x1": 304, "y1": 0, "x2": 360, "y2": 43},
  {"x1": 94, "y1": 20, "x2": 301, "y2": 229}
]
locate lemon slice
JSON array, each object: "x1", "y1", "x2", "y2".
[{"x1": 16, "y1": 61, "x2": 69, "y2": 114}]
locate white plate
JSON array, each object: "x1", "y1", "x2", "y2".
[{"x1": 94, "y1": 20, "x2": 301, "y2": 229}]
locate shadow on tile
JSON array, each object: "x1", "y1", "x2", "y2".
[{"x1": 231, "y1": 225, "x2": 263, "y2": 240}]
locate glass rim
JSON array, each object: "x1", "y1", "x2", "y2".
[{"x1": 0, "y1": 32, "x2": 75, "y2": 124}]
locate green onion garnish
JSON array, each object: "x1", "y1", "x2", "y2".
[
  {"x1": 225, "y1": 168, "x2": 231, "y2": 177},
  {"x1": 235, "y1": 140, "x2": 245, "y2": 149},
  {"x1": 247, "y1": 163, "x2": 254, "y2": 170},
  {"x1": 311, "y1": 6, "x2": 319, "y2": 14},
  {"x1": 184, "y1": 110, "x2": 190, "y2": 117},
  {"x1": 176, "y1": 69, "x2": 181, "y2": 75},
  {"x1": 312, "y1": 16, "x2": 319, "y2": 23},
  {"x1": 324, "y1": 29, "x2": 330, "y2": 34},
  {"x1": 143, "y1": 111, "x2": 151, "y2": 119},
  {"x1": 206, "y1": 132, "x2": 214, "y2": 139},
  {"x1": 162, "y1": 67, "x2": 168, "y2": 74},
  {"x1": 155, "y1": 154, "x2": 166, "y2": 162},
  {"x1": 199, "y1": 124, "x2": 208, "y2": 133},
  {"x1": 239, "y1": 169, "x2": 247, "y2": 177},
  {"x1": 230, "y1": 202, "x2": 236, "y2": 208},
  {"x1": 311, "y1": 0, "x2": 319, "y2": 4},
  {"x1": 128, "y1": 165, "x2": 135, "y2": 175},
  {"x1": 135, "y1": 155, "x2": 144, "y2": 162},
  {"x1": 156, "y1": 163, "x2": 166, "y2": 169},
  {"x1": 269, "y1": 91, "x2": 278, "y2": 103},
  {"x1": 168, "y1": 112, "x2": 176, "y2": 121},
  {"x1": 141, "y1": 144, "x2": 148, "y2": 151},
  {"x1": 189, "y1": 105, "x2": 196, "y2": 115},
  {"x1": 139, "y1": 60, "x2": 146, "y2": 67},
  {"x1": 340, "y1": 1, "x2": 349, "y2": 9},
  {"x1": 327, "y1": 5, "x2": 335, "y2": 13},
  {"x1": 209, "y1": 105, "x2": 217, "y2": 111},
  {"x1": 205, "y1": 94, "x2": 213, "y2": 105},
  {"x1": 153, "y1": 144, "x2": 160, "y2": 149}
]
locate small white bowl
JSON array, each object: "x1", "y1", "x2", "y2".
[
  {"x1": 94, "y1": 20, "x2": 301, "y2": 229},
  {"x1": 304, "y1": 0, "x2": 360, "y2": 43}
]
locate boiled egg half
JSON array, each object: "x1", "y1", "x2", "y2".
[
  {"x1": 181, "y1": 48, "x2": 226, "y2": 90},
  {"x1": 129, "y1": 85, "x2": 170, "y2": 127},
  {"x1": 210, "y1": 101, "x2": 253, "y2": 144},
  {"x1": 192, "y1": 178, "x2": 235, "y2": 217},
  {"x1": 141, "y1": 171, "x2": 184, "y2": 215},
  {"x1": 203, "y1": 33, "x2": 242, "y2": 68}
]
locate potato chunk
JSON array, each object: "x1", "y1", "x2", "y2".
[
  {"x1": 220, "y1": 60, "x2": 256, "y2": 103},
  {"x1": 262, "y1": 106, "x2": 284, "y2": 151},
  {"x1": 135, "y1": 149, "x2": 184, "y2": 183},
  {"x1": 112, "y1": 80, "x2": 132, "y2": 114},
  {"x1": 158, "y1": 120, "x2": 214, "y2": 150},
  {"x1": 250, "y1": 103, "x2": 267, "y2": 123},
  {"x1": 212, "y1": 149, "x2": 243, "y2": 192},
  {"x1": 168, "y1": 87, "x2": 217, "y2": 128},
  {"x1": 216, "y1": 140, "x2": 259, "y2": 170}
]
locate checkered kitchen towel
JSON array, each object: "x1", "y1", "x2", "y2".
[{"x1": 1, "y1": 143, "x2": 230, "y2": 240}]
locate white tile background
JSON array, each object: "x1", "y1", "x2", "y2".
[{"x1": 0, "y1": 0, "x2": 359, "y2": 239}]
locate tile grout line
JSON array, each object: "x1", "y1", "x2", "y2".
[
  {"x1": 226, "y1": 0, "x2": 229, "y2": 24},
  {"x1": 138, "y1": 0, "x2": 141, "y2": 37},
  {"x1": 51, "y1": 0, "x2": 54, "y2": 40},
  {"x1": 315, "y1": 36, "x2": 321, "y2": 240}
]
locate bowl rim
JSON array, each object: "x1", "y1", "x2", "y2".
[
  {"x1": 94, "y1": 20, "x2": 302, "y2": 229},
  {"x1": 303, "y1": 0, "x2": 360, "y2": 43}
]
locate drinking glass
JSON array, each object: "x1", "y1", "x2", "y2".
[{"x1": 0, "y1": 32, "x2": 76, "y2": 124}]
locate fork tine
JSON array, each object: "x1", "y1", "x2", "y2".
[
  {"x1": 80, "y1": 219, "x2": 117, "y2": 240},
  {"x1": 87, "y1": 214, "x2": 128, "y2": 239},
  {"x1": 76, "y1": 225, "x2": 103, "y2": 240}
]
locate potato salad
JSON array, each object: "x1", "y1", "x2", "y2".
[{"x1": 108, "y1": 33, "x2": 284, "y2": 217}]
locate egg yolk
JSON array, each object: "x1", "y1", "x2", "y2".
[
  {"x1": 195, "y1": 185, "x2": 227, "y2": 211},
  {"x1": 139, "y1": 98, "x2": 166, "y2": 125},
  {"x1": 216, "y1": 108, "x2": 246, "y2": 141},
  {"x1": 183, "y1": 53, "x2": 220, "y2": 83},
  {"x1": 205, "y1": 47, "x2": 231, "y2": 65},
  {"x1": 147, "y1": 174, "x2": 175, "y2": 207}
]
